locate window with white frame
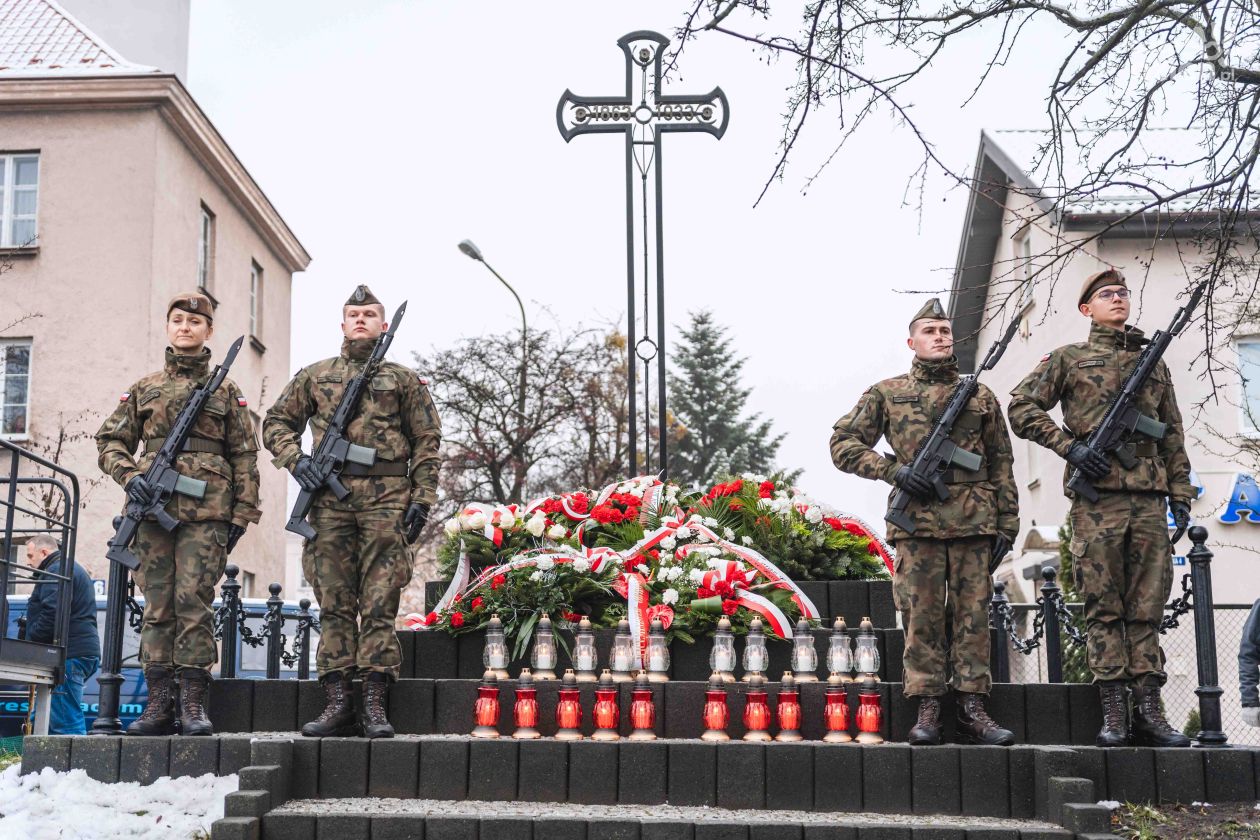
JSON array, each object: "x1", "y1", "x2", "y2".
[
  {"x1": 0, "y1": 339, "x2": 31, "y2": 439},
  {"x1": 0, "y1": 153, "x2": 39, "y2": 248},
  {"x1": 249, "y1": 260, "x2": 263, "y2": 339},
  {"x1": 1014, "y1": 228, "x2": 1034, "y2": 310},
  {"x1": 197, "y1": 204, "x2": 215, "y2": 294},
  {"x1": 1239, "y1": 338, "x2": 1260, "y2": 433}
]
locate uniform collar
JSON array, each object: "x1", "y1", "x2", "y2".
[
  {"x1": 165, "y1": 347, "x2": 211, "y2": 378},
  {"x1": 341, "y1": 337, "x2": 376, "y2": 362},
  {"x1": 911, "y1": 355, "x2": 960, "y2": 383},
  {"x1": 1087, "y1": 321, "x2": 1148, "y2": 350}
]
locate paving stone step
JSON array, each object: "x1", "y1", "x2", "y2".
[{"x1": 19, "y1": 734, "x2": 253, "y2": 784}]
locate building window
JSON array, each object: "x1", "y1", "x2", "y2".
[
  {"x1": 249, "y1": 261, "x2": 263, "y2": 339},
  {"x1": 1, "y1": 153, "x2": 39, "y2": 248},
  {"x1": 1239, "y1": 338, "x2": 1260, "y2": 434},
  {"x1": 0, "y1": 339, "x2": 31, "y2": 440},
  {"x1": 197, "y1": 204, "x2": 216, "y2": 295},
  {"x1": 1014, "y1": 228, "x2": 1034, "y2": 310}
]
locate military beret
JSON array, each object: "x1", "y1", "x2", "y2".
[
  {"x1": 909, "y1": 297, "x2": 948, "y2": 329},
  {"x1": 345, "y1": 285, "x2": 382, "y2": 307},
  {"x1": 1078, "y1": 268, "x2": 1126, "y2": 306},
  {"x1": 167, "y1": 292, "x2": 215, "y2": 322}
]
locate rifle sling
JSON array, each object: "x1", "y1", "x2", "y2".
[
  {"x1": 342, "y1": 460, "x2": 409, "y2": 477},
  {"x1": 144, "y1": 437, "x2": 225, "y2": 456}
]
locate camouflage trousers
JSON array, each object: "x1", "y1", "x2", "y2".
[
  {"x1": 302, "y1": 506, "x2": 413, "y2": 680},
  {"x1": 893, "y1": 535, "x2": 993, "y2": 697},
  {"x1": 133, "y1": 520, "x2": 229, "y2": 671},
  {"x1": 1068, "y1": 492, "x2": 1171, "y2": 685}
]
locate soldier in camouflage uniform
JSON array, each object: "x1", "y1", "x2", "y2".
[
  {"x1": 96, "y1": 293, "x2": 260, "y2": 736},
  {"x1": 1009, "y1": 269, "x2": 1192, "y2": 748},
  {"x1": 831, "y1": 299, "x2": 1018, "y2": 746},
  {"x1": 263, "y1": 285, "x2": 440, "y2": 739}
]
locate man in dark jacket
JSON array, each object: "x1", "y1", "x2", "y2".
[
  {"x1": 24, "y1": 534, "x2": 100, "y2": 734},
  {"x1": 1241, "y1": 598, "x2": 1260, "y2": 729}
]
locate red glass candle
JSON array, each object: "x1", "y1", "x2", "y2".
[
  {"x1": 823, "y1": 673, "x2": 852, "y2": 743},
  {"x1": 555, "y1": 669, "x2": 583, "y2": 740},
  {"x1": 472, "y1": 670, "x2": 501, "y2": 738},
  {"x1": 855, "y1": 676, "x2": 884, "y2": 744},
  {"x1": 775, "y1": 672, "x2": 802, "y2": 742},
  {"x1": 591, "y1": 670, "x2": 620, "y2": 741},
  {"x1": 512, "y1": 669, "x2": 540, "y2": 740},
  {"x1": 628, "y1": 672, "x2": 656, "y2": 740},
  {"x1": 742, "y1": 674, "x2": 772, "y2": 741},
  {"x1": 701, "y1": 672, "x2": 730, "y2": 742}
]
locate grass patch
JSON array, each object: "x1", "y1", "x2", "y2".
[
  {"x1": 1115, "y1": 802, "x2": 1260, "y2": 839},
  {"x1": 0, "y1": 750, "x2": 21, "y2": 771}
]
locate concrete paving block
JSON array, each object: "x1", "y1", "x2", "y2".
[
  {"x1": 263, "y1": 814, "x2": 316, "y2": 840},
  {"x1": 209, "y1": 679, "x2": 255, "y2": 733},
  {"x1": 1007, "y1": 747, "x2": 1036, "y2": 819},
  {"x1": 717, "y1": 741, "x2": 765, "y2": 810},
  {"x1": 20, "y1": 735, "x2": 71, "y2": 775},
  {"x1": 863, "y1": 744, "x2": 912, "y2": 813},
  {"x1": 119, "y1": 736, "x2": 170, "y2": 785},
  {"x1": 71, "y1": 736, "x2": 121, "y2": 783},
  {"x1": 868, "y1": 581, "x2": 895, "y2": 630},
  {"x1": 398, "y1": 631, "x2": 417, "y2": 679},
  {"x1": 252, "y1": 680, "x2": 299, "y2": 732},
  {"x1": 534, "y1": 819, "x2": 585, "y2": 840},
  {"x1": 317, "y1": 814, "x2": 370, "y2": 840},
  {"x1": 694, "y1": 824, "x2": 747, "y2": 840},
  {"x1": 457, "y1": 633, "x2": 488, "y2": 679},
  {"x1": 418, "y1": 738, "x2": 468, "y2": 801},
  {"x1": 426, "y1": 816, "x2": 477, "y2": 840},
  {"x1": 224, "y1": 790, "x2": 270, "y2": 819},
  {"x1": 911, "y1": 745, "x2": 960, "y2": 815},
  {"x1": 1066, "y1": 684, "x2": 1102, "y2": 746},
  {"x1": 370, "y1": 815, "x2": 425, "y2": 840},
  {"x1": 516, "y1": 738, "x2": 567, "y2": 803},
  {"x1": 802, "y1": 827, "x2": 858, "y2": 840},
  {"x1": 909, "y1": 829, "x2": 965, "y2": 840},
  {"x1": 1104, "y1": 747, "x2": 1156, "y2": 806},
  {"x1": 798, "y1": 682, "x2": 827, "y2": 742},
  {"x1": 218, "y1": 735, "x2": 253, "y2": 776},
  {"x1": 1033, "y1": 747, "x2": 1079, "y2": 820},
  {"x1": 211, "y1": 816, "x2": 259, "y2": 840},
  {"x1": 670, "y1": 639, "x2": 710, "y2": 682},
  {"x1": 415, "y1": 632, "x2": 459, "y2": 679},
  {"x1": 320, "y1": 737, "x2": 370, "y2": 799},
  {"x1": 469, "y1": 738, "x2": 518, "y2": 801},
  {"x1": 1014, "y1": 832, "x2": 1071, "y2": 840},
  {"x1": 1155, "y1": 748, "x2": 1204, "y2": 804},
  {"x1": 297, "y1": 679, "x2": 325, "y2": 729},
  {"x1": 752, "y1": 824, "x2": 801, "y2": 840},
  {"x1": 239, "y1": 766, "x2": 284, "y2": 809},
  {"x1": 170, "y1": 737, "x2": 219, "y2": 780},
  {"x1": 392, "y1": 679, "x2": 436, "y2": 735},
  {"x1": 986, "y1": 684, "x2": 1026, "y2": 745},
  {"x1": 481, "y1": 816, "x2": 532, "y2": 840},
  {"x1": 436, "y1": 679, "x2": 478, "y2": 735},
  {"x1": 668, "y1": 741, "x2": 717, "y2": 807},
  {"x1": 794, "y1": 581, "x2": 829, "y2": 622},
  {"x1": 1023, "y1": 685, "x2": 1070, "y2": 746},
  {"x1": 588, "y1": 819, "x2": 640, "y2": 840},
  {"x1": 1046, "y1": 776, "x2": 1093, "y2": 826},
  {"x1": 641, "y1": 821, "x2": 693, "y2": 840},
  {"x1": 1060, "y1": 803, "x2": 1112, "y2": 835},
  {"x1": 814, "y1": 743, "x2": 862, "y2": 812},
  {"x1": 857, "y1": 828, "x2": 911, "y2": 840},
  {"x1": 960, "y1": 745, "x2": 1008, "y2": 818},
  {"x1": 289, "y1": 738, "x2": 319, "y2": 800},
  {"x1": 251, "y1": 739, "x2": 293, "y2": 803},
  {"x1": 1069, "y1": 747, "x2": 1106, "y2": 801},
  {"x1": 570, "y1": 741, "x2": 618, "y2": 805},
  {"x1": 664, "y1": 681, "x2": 705, "y2": 739},
  {"x1": 369, "y1": 738, "x2": 419, "y2": 798},
  {"x1": 765, "y1": 742, "x2": 813, "y2": 811},
  {"x1": 882, "y1": 632, "x2": 905, "y2": 684},
  {"x1": 828, "y1": 582, "x2": 870, "y2": 628},
  {"x1": 962, "y1": 829, "x2": 1019, "y2": 840},
  {"x1": 1205, "y1": 748, "x2": 1256, "y2": 803},
  {"x1": 619, "y1": 739, "x2": 667, "y2": 804}
]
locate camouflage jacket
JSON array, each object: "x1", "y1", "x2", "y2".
[
  {"x1": 95, "y1": 348, "x2": 261, "y2": 528},
  {"x1": 1008, "y1": 321, "x2": 1194, "y2": 504},
  {"x1": 262, "y1": 337, "x2": 442, "y2": 510},
  {"x1": 830, "y1": 356, "x2": 1019, "y2": 542}
]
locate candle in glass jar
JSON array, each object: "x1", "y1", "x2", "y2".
[{"x1": 714, "y1": 650, "x2": 733, "y2": 671}]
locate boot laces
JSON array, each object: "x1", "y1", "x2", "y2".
[
  {"x1": 1102, "y1": 685, "x2": 1127, "y2": 729},
  {"x1": 182, "y1": 676, "x2": 207, "y2": 719},
  {"x1": 315, "y1": 680, "x2": 348, "y2": 723},
  {"x1": 962, "y1": 695, "x2": 997, "y2": 729},
  {"x1": 138, "y1": 673, "x2": 172, "y2": 721},
  {"x1": 363, "y1": 680, "x2": 389, "y2": 725},
  {"x1": 1139, "y1": 689, "x2": 1177, "y2": 734},
  {"x1": 916, "y1": 697, "x2": 940, "y2": 728}
]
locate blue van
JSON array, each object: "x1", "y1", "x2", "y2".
[{"x1": 2, "y1": 594, "x2": 319, "y2": 735}]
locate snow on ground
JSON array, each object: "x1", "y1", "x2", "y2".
[{"x1": 0, "y1": 764, "x2": 238, "y2": 839}]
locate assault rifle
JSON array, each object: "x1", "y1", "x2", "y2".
[
  {"x1": 886, "y1": 317, "x2": 1021, "y2": 534},
  {"x1": 286, "y1": 301, "x2": 407, "y2": 539},
  {"x1": 106, "y1": 336, "x2": 245, "y2": 570},
  {"x1": 1066, "y1": 280, "x2": 1208, "y2": 507}
]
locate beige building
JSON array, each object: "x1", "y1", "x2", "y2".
[
  {"x1": 948, "y1": 128, "x2": 1259, "y2": 740},
  {"x1": 0, "y1": 0, "x2": 309, "y2": 593}
]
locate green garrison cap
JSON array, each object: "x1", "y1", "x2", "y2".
[
  {"x1": 345, "y1": 285, "x2": 382, "y2": 307},
  {"x1": 909, "y1": 297, "x2": 948, "y2": 329},
  {"x1": 1078, "y1": 268, "x2": 1126, "y2": 306}
]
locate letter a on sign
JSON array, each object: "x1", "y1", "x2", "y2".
[{"x1": 1218, "y1": 473, "x2": 1260, "y2": 524}]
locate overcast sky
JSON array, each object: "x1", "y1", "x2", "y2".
[{"x1": 186, "y1": 0, "x2": 1058, "y2": 530}]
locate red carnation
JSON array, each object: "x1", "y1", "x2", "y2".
[
  {"x1": 867, "y1": 541, "x2": 879, "y2": 555},
  {"x1": 591, "y1": 505, "x2": 622, "y2": 524},
  {"x1": 470, "y1": 596, "x2": 484, "y2": 611},
  {"x1": 823, "y1": 517, "x2": 845, "y2": 531},
  {"x1": 563, "y1": 611, "x2": 582, "y2": 622},
  {"x1": 422, "y1": 612, "x2": 438, "y2": 627},
  {"x1": 721, "y1": 600, "x2": 738, "y2": 616},
  {"x1": 845, "y1": 522, "x2": 865, "y2": 536},
  {"x1": 491, "y1": 574, "x2": 507, "y2": 590},
  {"x1": 450, "y1": 611, "x2": 465, "y2": 628},
  {"x1": 729, "y1": 501, "x2": 743, "y2": 512},
  {"x1": 697, "y1": 586, "x2": 714, "y2": 599},
  {"x1": 569, "y1": 493, "x2": 590, "y2": 514},
  {"x1": 729, "y1": 479, "x2": 743, "y2": 494},
  {"x1": 715, "y1": 580, "x2": 734, "y2": 597},
  {"x1": 759, "y1": 481, "x2": 775, "y2": 498}
]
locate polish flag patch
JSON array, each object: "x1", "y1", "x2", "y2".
[
  {"x1": 237, "y1": 396, "x2": 248, "y2": 407},
  {"x1": 119, "y1": 392, "x2": 130, "y2": 402},
  {"x1": 418, "y1": 376, "x2": 429, "y2": 385},
  {"x1": 1040, "y1": 354, "x2": 1051, "y2": 363}
]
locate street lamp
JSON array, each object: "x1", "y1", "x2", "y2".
[{"x1": 458, "y1": 239, "x2": 528, "y2": 488}]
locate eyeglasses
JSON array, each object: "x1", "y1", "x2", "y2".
[{"x1": 1093, "y1": 288, "x2": 1130, "y2": 302}]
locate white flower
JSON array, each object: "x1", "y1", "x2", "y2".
[
  {"x1": 723, "y1": 527, "x2": 735, "y2": 541},
  {"x1": 660, "y1": 536, "x2": 677, "y2": 551},
  {"x1": 741, "y1": 536, "x2": 754, "y2": 546},
  {"x1": 525, "y1": 512, "x2": 547, "y2": 538},
  {"x1": 547, "y1": 524, "x2": 567, "y2": 540},
  {"x1": 635, "y1": 563, "x2": 649, "y2": 575},
  {"x1": 529, "y1": 570, "x2": 544, "y2": 582},
  {"x1": 537, "y1": 558, "x2": 555, "y2": 571},
  {"x1": 805, "y1": 506, "x2": 823, "y2": 524},
  {"x1": 443, "y1": 518, "x2": 460, "y2": 537},
  {"x1": 662, "y1": 588, "x2": 679, "y2": 605},
  {"x1": 467, "y1": 512, "x2": 487, "y2": 530},
  {"x1": 660, "y1": 565, "x2": 683, "y2": 582},
  {"x1": 572, "y1": 558, "x2": 591, "y2": 573},
  {"x1": 695, "y1": 530, "x2": 711, "y2": 543},
  {"x1": 675, "y1": 526, "x2": 693, "y2": 540},
  {"x1": 758, "y1": 497, "x2": 773, "y2": 509},
  {"x1": 689, "y1": 569, "x2": 706, "y2": 584},
  {"x1": 498, "y1": 510, "x2": 516, "y2": 528},
  {"x1": 703, "y1": 516, "x2": 719, "y2": 527}
]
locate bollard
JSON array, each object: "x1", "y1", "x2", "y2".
[
  {"x1": 1040, "y1": 566, "x2": 1063, "y2": 683},
  {"x1": 91, "y1": 540, "x2": 129, "y2": 736},
  {"x1": 989, "y1": 581, "x2": 1011, "y2": 683},
  {"x1": 297, "y1": 597, "x2": 313, "y2": 680},
  {"x1": 219, "y1": 565, "x2": 242, "y2": 679},
  {"x1": 1187, "y1": 526, "x2": 1228, "y2": 747},
  {"x1": 265, "y1": 582, "x2": 284, "y2": 680}
]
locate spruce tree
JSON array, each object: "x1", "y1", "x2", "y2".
[{"x1": 668, "y1": 310, "x2": 787, "y2": 487}]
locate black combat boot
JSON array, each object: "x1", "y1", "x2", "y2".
[
  {"x1": 1131, "y1": 680, "x2": 1192, "y2": 747},
  {"x1": 128, "y1": 665, "x2": 177, "y2": 736},
  {"x1": 302, "y1": 672, "x2": 358, "y2": 738},
  {"x1": 178, "y1": 668, "x2": 214, "y2": 736},
  {"x1": 956, "y1": 692, "x2": 1015, "y2": 746},
  {"x1": 360, "y1": 672, "x2": 395, "y2": 739},
  {"x1": 1096, "y1": 680, "x2": 1129, "y2": 747},
  {"x1": 907, "y1": 696, "x2": 943, "y2": 745}
]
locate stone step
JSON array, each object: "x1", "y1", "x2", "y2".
[
  {"x1": 398, "y1": 627, "x2": 906, "y2": 682},
  {"x1": 19, "y1": 733, "x2": 253, "y2": 783},
  {"x1": 244, "y1": 798, "x2": 1072, "y2": 840}
]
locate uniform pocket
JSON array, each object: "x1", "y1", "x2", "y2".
[{"x1": 1069, "y1": 535, "x2": 1088, "y2": 590}]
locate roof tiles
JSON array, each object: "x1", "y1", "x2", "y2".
[{"x1": 0, "y1": 0, "x2": 155, "y2": 75}]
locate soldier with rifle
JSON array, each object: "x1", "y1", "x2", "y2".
[
  {"x1": 831, "y1": 299, "x2": 1019, "y2": 746},
  {"x1": 263, "y1": 285, "x2": 441, "y2": 738},
  {"x1": 1009, "y1": 269, "x2": 1199, "y2": 748},
  {"x1": 95, "y1": 293, "x2": 260, "y2": 736}
]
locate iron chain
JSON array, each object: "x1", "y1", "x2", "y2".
[{"x1": 1160, "y1": 572, "x2": 1194, "y2": 633}]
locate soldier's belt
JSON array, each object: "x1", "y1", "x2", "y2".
[
  {"x1": 942, "y1": 466, "x2": 989, "y2": 484},
  {"x1": 1130, "y1": 441, "x2": 1159, "y2": 457},
  {"x1": 144, "y1": 437, "x2": 225, "y2": 456},
  {"x1": 342, "y1": 461, "x2": 409, "y2": 477}
]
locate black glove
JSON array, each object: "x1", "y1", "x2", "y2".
[
  {"x1": 990, "y1": 533, "x2": 1013, "y2": 574},
  {"x1": 226, "y1": 523, "x2": 246, "y2": 555},
  {"x1": 1170, "y1": 501, "x2": 1191, "y2": 545},
  {"x1": 893, "y1": 465, "x2": 934, "y2": 500},
  {"x1": 125, "y1": 475, "x2": 155, "y2": 506},
  {"x1": 404, "y1": 503, "x2": 430, "y2": 543},
  {"x1": 1066, "y1": 442, "x2": 1110, "y2": 481},
  {"x1": 292, "y1": 456, "x2": 322, "y2": 492}
]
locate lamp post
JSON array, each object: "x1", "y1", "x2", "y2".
[{"x1": 458, "y1": 239, "x2": 528, "y2": 488}]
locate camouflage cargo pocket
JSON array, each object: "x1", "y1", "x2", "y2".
[{"x1": 1069, "y1": 535, "x2": 1088, "y2": 592}]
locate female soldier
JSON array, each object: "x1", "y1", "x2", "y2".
[{"x1": 95, "y1": 293, "x2": 261, "y2": 735}]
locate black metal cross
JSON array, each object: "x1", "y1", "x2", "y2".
[{"x1": 558, "y1": 30, "x2": 728, "y2": 480}]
